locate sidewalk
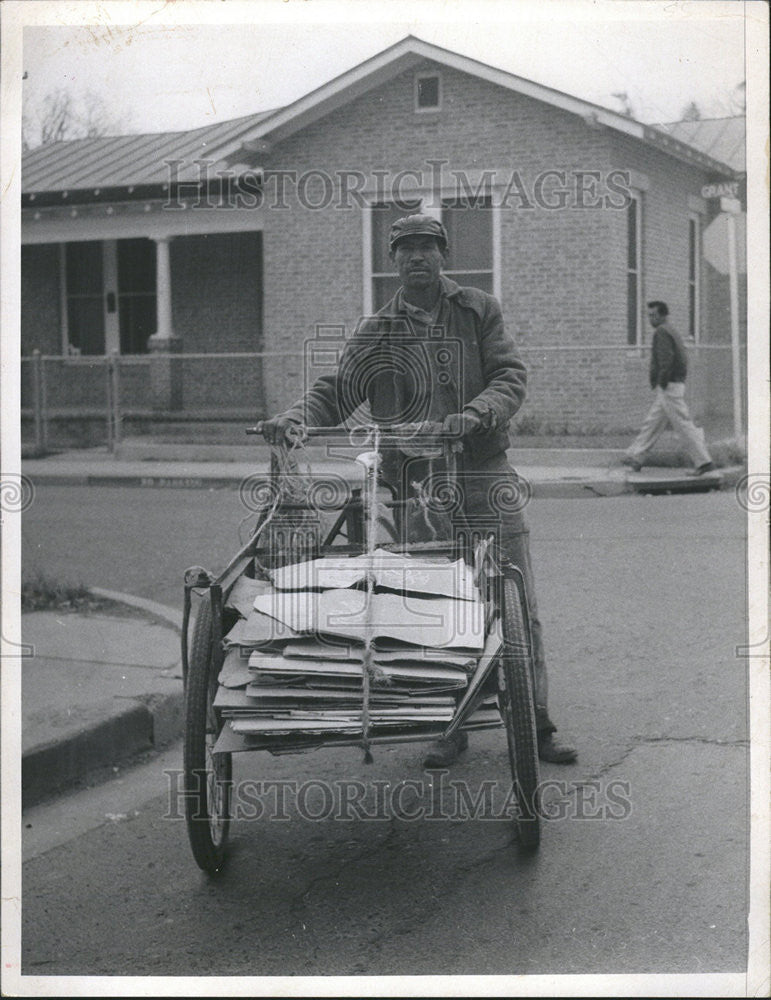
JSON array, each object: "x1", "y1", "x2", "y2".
[
  {"x1": 21, "y1": 594, "x2": 184, "y2": 808},
  {"x1": 19, "y1": 446, "x2": 742, "y2": 807},
  {"x1": 20, "y1": 444, "x2": 742, "y2": 499}
]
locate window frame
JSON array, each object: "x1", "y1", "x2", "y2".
[
  {"x1": 414, "y1": 72, "x2": 442, "y2": 113},
  {"x1": 626, "y1": 191, "x2": 644, "y2": 346},
  {"x1": 58, "y1": 237, "x2": 157, "y2": 356},
  {"x1": 363, "y1": 189, "x2": 500, "y2": 315}
]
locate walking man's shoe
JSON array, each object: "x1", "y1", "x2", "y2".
[
  {"x1": 688, "y1": 461, "x2": 716, "y2": 477},
  {"x1": 538, "y1": 732, "x2": 577, "y2": 764},
  {"x1": 621, "y1": 455, "x2": 643, "y2": 472},
  {"x1": 423, "y1": 730, "x2": 469, "y2": 768}
]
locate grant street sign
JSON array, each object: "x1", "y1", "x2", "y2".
[{"x1": 701, "y1": 181, "x2": 740, "y2": 200}]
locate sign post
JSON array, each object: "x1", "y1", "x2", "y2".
[
  {"x1": 701, "y1": 184, "x2": 745, "y2": 440},
  {"x1": 721, "y1": 196, "x2": 743, "y2": 441}
]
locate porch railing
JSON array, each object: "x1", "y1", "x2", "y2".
[{"x1": 20, "y1": 350, "x2": 303, "y2": 453}]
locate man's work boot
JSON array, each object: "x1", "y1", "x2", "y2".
[
  {"x1": 423, "y1": 730, "x2": 469, "y2": 768},
  {"x1": 538, "y1": 731, "x2": 577, "y2": 764}
]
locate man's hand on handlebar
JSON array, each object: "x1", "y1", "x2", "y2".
[
  {"x1": 442, "y1": 411, "x2": 483, "y2": 439},
  {"x1": 256, "y1": 415, "x2": 480, "y2": 449},
  {"x1": 260, "y1": 415, "x2": 307, "y2": 447}
]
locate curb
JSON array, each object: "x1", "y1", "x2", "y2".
[
  {"x1": 22, "y1": 591, "x2": 185, "y2": 809},
  {"x1": 26, "y1": 471, "x2": 635, "y2": 498},
  {"x1": 22, "y1": 461, "x2": 747, "y2": 499},
  {"x1": 88, "y1": 587, "x2": 184, "y2": 629}
]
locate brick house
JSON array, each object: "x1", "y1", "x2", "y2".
[{"x1": 21, "y1": 36, "x2": 745, "y2": 444}]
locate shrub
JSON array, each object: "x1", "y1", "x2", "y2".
[{"x1": 21, "y1": 571, "x2": 103, "y2": 612}]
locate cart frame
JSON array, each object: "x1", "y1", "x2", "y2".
[{"x1": 182, "y1": 424, "x2": 542, "y2": 872}]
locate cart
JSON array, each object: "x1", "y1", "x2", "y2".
[{"x1": 181, "y1": 424, "x2": 542, "y2": 874}]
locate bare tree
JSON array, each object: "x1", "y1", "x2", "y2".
[
  {"x1": 79, "y1": 91, "x2": 124, "y2": 138},
  {"x1": 39, "y1": 90, "x2": 77, "y2": 144},
  {"x1": 22, "y1": 88, "x2": 129, "y2": 150}
]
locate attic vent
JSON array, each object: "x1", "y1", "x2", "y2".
[{"x1": 415, "y1": 73, "x2": 441, "y2": 111}]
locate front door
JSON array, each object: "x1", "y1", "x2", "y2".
[
  {"x1": 64, "y1": 238, "x2": 156, "y2": 355},
  {"x1": 64, "y1": 240, "x2": 105, "y2": 355}
]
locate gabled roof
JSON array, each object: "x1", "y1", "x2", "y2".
[
  {"x1": 651, "y1": 118, "x2": 746, "y2": 174},
  {"x1": 22, "y1": 109, "x2": 275, "y2": 196},
  {"x1": 231, "y1": 35, "x2": 738, "y2": 176},
  {"x1": 22, "y1": 35, "x2": 738, "y2": 197}
]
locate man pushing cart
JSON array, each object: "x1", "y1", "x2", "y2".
[
  {"x1": 261, "y1": 213, "x2": 576, "y2": 769},
  {"x1": 181, "y1": 213, "x2": 576, "y2": 873}
]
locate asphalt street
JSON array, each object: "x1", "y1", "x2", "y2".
[{"x1": 19, "y1": 485, "x2": 750, "y2": 981}]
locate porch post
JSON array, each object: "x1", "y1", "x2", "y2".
[{"x1": 148, "y1": 236, "x2": 183, "y2": 410}]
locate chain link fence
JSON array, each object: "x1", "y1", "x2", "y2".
[{"x1": 20, "y1": 344, "x2": 745, "y2": 453}]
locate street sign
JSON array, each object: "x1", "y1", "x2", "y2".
[
  {"x1": 701, "y1": 181, "x2": 739, "y2": 200},
  {"x1": 702, "y1": 211, "x2": 747, "y2": 275}
]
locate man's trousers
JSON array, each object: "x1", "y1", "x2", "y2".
[
  {"x1": 389, "y1": 450, "x2": 555, "y2": 736},
  {"x1": 626, "y1": 383, "x2": 712, "y2": 468}
]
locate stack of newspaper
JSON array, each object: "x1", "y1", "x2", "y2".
[{"x1": 212, "y1": 550, "x2": 502, "y2": 751}]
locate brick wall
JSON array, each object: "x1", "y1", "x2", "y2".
[
  {"x1": 170, "y1": 230, "x2": 265, "y2": 412},
  {"x1": 254, "y1": 61, "x2": 733, "y2": 427},
  {"x1": 258, "y1": 62, "x2": 630, "y2": 417},
  {"x1": 603, "y1": 133, "x2": 742, "y2": 424}
]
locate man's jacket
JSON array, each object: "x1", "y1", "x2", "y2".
[
  {"x1": 650, "y1": 321, "x2": 688, "y2": 389},
  {"x1": 282, "y1": 276, "x2": 528, "y2": 466}
]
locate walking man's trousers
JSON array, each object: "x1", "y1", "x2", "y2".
[{"x1": 627, "y1": 383, "x2": 712, "y2": 468}]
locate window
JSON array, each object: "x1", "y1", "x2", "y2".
[
  {"x1": 117, "y1": 238, "x2": 156, "y2": 354},
  {"x1": 368, "y1": 196, "x2": 494, "y2": 312},
  {"x1": 61, "y1": 238, "x2": 157, "y2": 355},
  {"x1": 440, "y1": 197, "x2": 493, "y2": 293},
  {"x1": 65, "y1": 241, "x2": 105, "y2": 355},
  {"x1": 687, "y1": 213, "x2": 700, "y2": 341},
  {"x1": 370, "y1": 199, "x2": 422, "y2": 309},
  {"x1": 626, "y1": 193, "x2": 643, "y2": 345},
  {"x1": 415, "y1": 73, "x2": 441, "y2": 112}
]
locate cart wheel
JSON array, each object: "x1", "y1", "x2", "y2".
[
  {"x1": 184, "y1": 594, "x2": 232, "y2": 873},
  {"x1": 497, "y1": 574, "x2": 541, "y2": 849}
]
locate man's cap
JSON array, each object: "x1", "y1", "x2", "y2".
[{"x1": 389, "y1": 214, "x2": 449, "y2": 252}]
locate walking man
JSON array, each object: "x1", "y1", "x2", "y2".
[
  {"x1": 261, "y1": 213, "x2": 576, "y2": 767},
  {"x1": 622, "y1": 301, "x2": 715, "y2": 475}
]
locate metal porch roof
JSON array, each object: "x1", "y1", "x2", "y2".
[
  {"x1": 22, "y1": 109, "x2": 276, "y2": 194},
  {"x1": 651, "y1": 118, "x2": 746, "y2": 174}
]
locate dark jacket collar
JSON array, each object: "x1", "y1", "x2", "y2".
[{"x1": 378, "y1": 275, "x2": 466, "y2": 319}]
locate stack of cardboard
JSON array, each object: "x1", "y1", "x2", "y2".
[{"x1": 212, "y1": 551, "x2": 502, "y2": 752}]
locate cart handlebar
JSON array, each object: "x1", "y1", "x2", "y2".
[{"x1": 246, "y1": 420, "x2": 460, "y2": 443}]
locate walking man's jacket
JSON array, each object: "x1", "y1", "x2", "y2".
[{"x1": 650, "y1": 321, "x2": 688, "y2": 389}]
